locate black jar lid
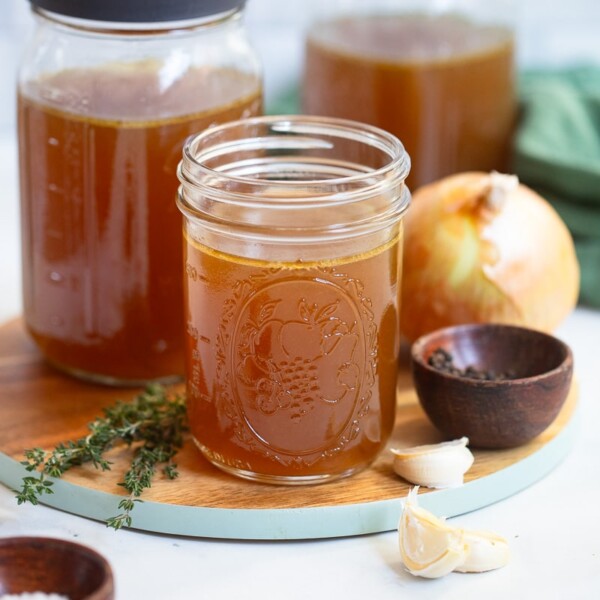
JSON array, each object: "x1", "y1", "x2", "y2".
[{"x1": 29, "y1": 0, "x2": 247, "y2": 23}]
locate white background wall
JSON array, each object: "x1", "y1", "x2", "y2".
[{"x1": 1, "y1": 0, "x2": 600, "y2": 136}]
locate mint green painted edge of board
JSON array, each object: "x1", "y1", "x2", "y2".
[{"x1": 0, "y1": 409, "x2": 578, "y2": 540}]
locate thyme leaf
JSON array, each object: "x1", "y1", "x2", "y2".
[{"x1": 14, "y1": 384, "x2": 188, "y2": 530}]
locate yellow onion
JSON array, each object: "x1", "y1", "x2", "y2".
[{"x1": 400, "y1": 171, "x2": 580, "y2": 342}]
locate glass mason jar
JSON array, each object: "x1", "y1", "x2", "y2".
[
  {"x1": 18, "y1": 0, "x2": 262, "y2": 385},
  {"x1": 178, "y1": 115, "x2": 410, "y2": 484},
  {"x1": 302, "y1": 0, "x2": 516, "y2": 190}
]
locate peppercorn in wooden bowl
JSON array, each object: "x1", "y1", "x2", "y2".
[
  {"x1": 410, "y1": 324, "x2": 573, "y2": 448},
  {"x1": 0, "y1": 537, "x2": 114, "y2": 599}
]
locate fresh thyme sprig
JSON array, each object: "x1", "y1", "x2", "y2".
[{"x1": 14, "y1": 384, "x2": 188, "y2": 530}]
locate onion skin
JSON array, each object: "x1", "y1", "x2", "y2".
[{"x1": 400, "y1": 172, "x2": 580, "y2": 342}]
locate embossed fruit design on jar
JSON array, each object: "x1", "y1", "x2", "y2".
[
  {"x1": 178, "y1": 116, "x2": 410, "y2": 483},
  {"x1": 237, "y1": 293, "x2": 362, "y2": 424}
]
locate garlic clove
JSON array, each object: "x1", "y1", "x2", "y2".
[
  {"x1": 391, "y1": 437, "x2": 474, "y2": 488},
  {"x1": 398, "y1": 488, "x2": 510, "y2": 579},
  {"x1": 391, "y1": 437, "x2": 470, "y2": 458},
  {"x1": 399, "y1": 487, "x2": 467, "y2": 578},
  {"x1": 455, "y1": 528, "x2": 511, "y2": 573}
]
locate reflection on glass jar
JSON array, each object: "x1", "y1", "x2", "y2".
[
  {"x1": 178, "y1": 116, "x2": 410, "y2": 484},
  {"x1": 303, "y1": 5, "x2": 516, "y2": 189},
  {"x1": 18, "y1": 1, "x2": 262, "y2": 385}
]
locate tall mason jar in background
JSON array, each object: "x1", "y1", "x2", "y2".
[
  {"x1": 18, "y1": 0, "x2": 262, "y2": 385},
  {"x1": 178, "y1": 116, "x2": 410, "y2": 483},
  {"x1": 302, "y1": 0, "x2": 516, "y2": 190}
]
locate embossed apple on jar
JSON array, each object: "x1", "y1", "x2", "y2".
[{"x1": 233, "y1": 277, "x2": 368, "y2": 457}]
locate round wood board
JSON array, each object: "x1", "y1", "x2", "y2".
[{"x1": 0, "y1": 319, "x2": 578, "y2": 540}]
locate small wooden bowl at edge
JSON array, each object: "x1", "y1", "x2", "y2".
[{"x1": 0, "y1": 537, "x2": 114, "y2": 600}]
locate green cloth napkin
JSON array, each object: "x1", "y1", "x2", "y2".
[{"x1": 513, "y1": 67, "x2": 600, "y2": 307}]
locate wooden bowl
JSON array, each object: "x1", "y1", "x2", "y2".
[
  {"x1": 0, "y1": 537, "x2": 114, "y2": 599},
  {"x1": 411, "y1": 324, "x2": 573, "y2": 448}
]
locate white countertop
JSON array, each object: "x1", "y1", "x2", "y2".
[{"x1": 1, "y1": 126, "x2": 599, "y2": 599}]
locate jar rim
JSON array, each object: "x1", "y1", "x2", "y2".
[
  {"x1": 178, "y1": 115, "x2": 411, "y2": 248},
  {"x1": 180, "y1": 114, "x2": 411, "y2": 192}
]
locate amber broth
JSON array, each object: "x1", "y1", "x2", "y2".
[
  {"x1": 184, "y1": 232, "x2": 402, "y2": 479},
  {"x1": 303, "y1": 14, "x2": 515, "y2": 189},
  {"x1": 18, "y1": 65, "x2": 261, "y2": 382}
]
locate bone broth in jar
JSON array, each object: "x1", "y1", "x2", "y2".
[
  {"x1": 18, "y1": 0, "x2": 262, "y2": 385},
  {"x1": 178, "y1": 116, "x2": 410, "y2": 483},
  {"x1": 303, "y1": 1, "x2": 516, "y2": 190}
]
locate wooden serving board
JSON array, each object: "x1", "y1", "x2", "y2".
[{"x1": 0, "y1": 319, "x2": 578, "y2": 540}]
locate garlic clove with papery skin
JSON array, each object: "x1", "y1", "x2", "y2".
[
  {"x1": 391, "y1": 437, "x2": 474, "y2": 488},
  {"x1": 455, "y1": 528, "x2": 511, "y2": 573},
  {"x1": 399, "y1": 487, "x2": 467, "y2": 578},
  {"x1": 398, "y1": 487, "x2": 510, "y2": 579}
]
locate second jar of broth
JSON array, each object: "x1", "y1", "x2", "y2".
[
  {"x1": 18, "y1": 0, "x2": 262, "y2": 385},
  {"x1": 303, "y1": 0, "x2": 516, "y2": 190}
]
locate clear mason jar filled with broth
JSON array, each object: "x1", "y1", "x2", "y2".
[
  {"x1": 178, "y1": 116, "x2": 411, "y2": 483},
  {"x1": 303, "y1": 0, "x2": 516, "y2": 190},
  {"x1": 18, "y1": 0, "x2": 262, "y2": 385}
]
